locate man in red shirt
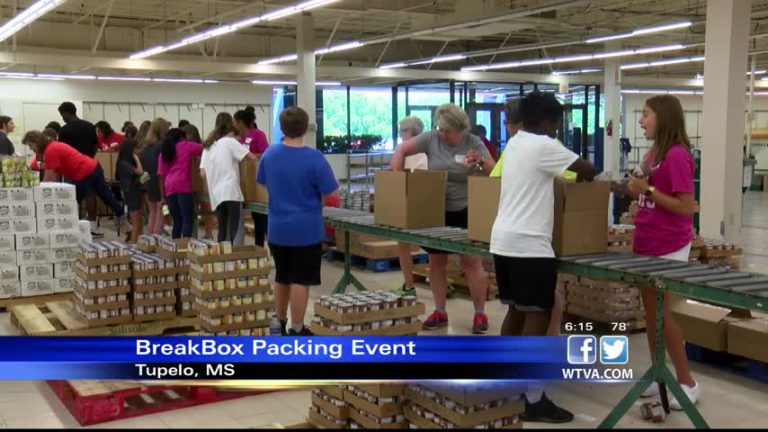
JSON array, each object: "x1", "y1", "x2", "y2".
[
  {"x1": 23, "y1": 130, "x2": 131, "y2": 233},
  {"x1": 470, "y1": 125, "x2": 499, "y2": 162}
]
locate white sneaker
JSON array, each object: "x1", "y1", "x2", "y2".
[
  {"x1": 670, "y1": 382, "x2": 701, "y2": 410},
  {"x1": 641, "y1": 382, "x2": 660, "y2": 398}
]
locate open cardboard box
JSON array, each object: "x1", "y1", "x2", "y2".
[
  {"x1": 671, "y1": 298, "x2": 752, "y2": 352},
  {"x1": 467, "y1": 177, "x2": 501, "y2": 243},
  {"x1": 727, "y1": 312, "x2": 768, "y2": 362},
  {"x1": 240, "y1": 157, "x2": 269, "y2": 204},
  {"x1": 553, "y1": 179, "x2": 611, "y2": 256},
  {"x1": 373, "y1": 171, "x2": 446, "y2": 229}
]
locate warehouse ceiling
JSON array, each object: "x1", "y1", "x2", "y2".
[{"x1": 1, "y1": 0, "x2": 768, "y2": 86}]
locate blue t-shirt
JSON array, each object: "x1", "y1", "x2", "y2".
[{"x1": 257, "y1": 144, "x2": 338, "y2": 247}]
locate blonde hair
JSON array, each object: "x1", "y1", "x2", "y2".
[
  {"x1": 143, "y1": 117, "x2": 170, "y2": 147},
  {"x1": 434, "y1": 104, "x2": 470, "y2": 132},
  {"x1": 399, "y1": 116, "x2": 424, "y2": 136}
]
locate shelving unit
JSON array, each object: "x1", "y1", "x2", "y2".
[{"x1": 345, "y1": 151, "x2": 392, "y2": 192}]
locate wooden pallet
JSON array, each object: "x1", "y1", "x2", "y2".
[
  {"x1": 9, "y1": 300, "x2": 197, "y2": 336},
  {"x1": 48, "y1": 380, "x2": 260, "y2": 425},
  {"x1": 686, "y1": 343, "x2": 768, "y2": 384},
  {"x1": 326, "y1": 248, "x2": 428, "y2": 273},
  {"x1": 0, "y1": 292, "x2": 72, "y2": 312},
  {"x1": 413, "y1": 265, "x2": 498, "y2": 301}
]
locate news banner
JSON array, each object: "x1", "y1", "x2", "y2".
[{"x1": 0, "y1": 335, "x2": 634, "y2": 382}]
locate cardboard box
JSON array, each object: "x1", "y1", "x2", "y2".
[
  {"x1": 671, "y1": 299, "x2": 750, "y2": 352},
  {"x1": 15, "y1": 233, "x2": 50, "y2": 251},
  {"x1": 0, "y1": 281, "x2": 20, "y2": 299},
  {"x1": 405, "y1": 388, "x2": 524, "y2": 428},
  {"x1": 404, "y1": 404, "x2": 522, "y2": 430},
  {"x1": 320, "y1": 385, "x2": 345, "y2": 401},
  {"x1": 312, "y1": 391, "x2": 350, "y2": 419},
  {"x1": 727, "y1": 317, "x2": 768, "y2": 362},
  {"x1": 308, "y1": 408, "x2": 349, "y2": 429},
  {"x1": 352, "y1": 241, "x2": 401, "y2": 259},
  {"x1": 37, "y1": 217, "x2": 79, "y2": 233},
  {"x1": 36, "y1": 202, "x2": 79, "y2": 219},
  {"x1": 0, "y1": 266, "x2": 19, "y2": 282},
  {"x1": 49, "y1": 231, "x2": 80, "y2": 249},
  {"x1": 419, "y1": 383, "x2": 527, "y2": 407},
  {"x1": 54, "y1": 278, "x2": 75, "y2": 293},
  {"x1": 348, "y1": 407, "x2": 407, "y2": 429},
  {"x1": 19, "y1": 264, "x2": 54, "y2": 282},
  {"x1": 54, "y1": 261, "x2": 76, "y2": 278},
  {"x1": 335, "y1": 230, "x2": 386, "y2": 247},
  {"x1": 16, "y1": 250, "x2": 51, "y2": 266},
  {"x1": 312, "y1": 321, "x2": 421, "y2": 336},
  {"x1": 21, "y1": 279, "x2": 55, "y2": 296},
  {"x1": 191, "y1": 156, "x2": 206, "y2": 193},
  {"x1": 96, "y1": 152, "x2": 114, "y2": 181},
  {"x1": 553, "y1": 180, "x2": 610, "y2": 256},
  {"x1": 468, "y1": 177, "x2": 501, "y2": 243},
  {"x1": 0, "y1": 251, "x2": 16, "y2": 266},
  {"x1": 344, "y1": 390, "x2": 403, "y2": 417},
  {"x1": 0, "y1": 203, "x2": 35, "y2": 220},
  {"x1": 0, "y1": 234, "x2": 13, "y2": 251},
  {"x1": 374, "y1": 171, "x2": 446, "y2": 229},
  {"x1": 34, "y1": 183, "x2": 77, "y2": 202},
  {"x1": 314, "y1": 302, "x2": 424, "y2": 325},
  {"x1": 52, "y1": 248, "x2": 79, "y2": 263},
  {"x1": 0, "y1": 188, "x2": 34, "y2": 202},
  {"x1": 12, "y1": 219, "x2": 36, "y2": 234},
  {"x1": 240, "y1": 158, "x2": 269, "y2": 203}
]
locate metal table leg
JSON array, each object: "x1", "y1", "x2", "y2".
[
  {"x1": 599, "y1": 284, "x2": 709, "y2": 428},
  {"x1": 332, "y1": 230, "x2": 367, "y2": 294}
]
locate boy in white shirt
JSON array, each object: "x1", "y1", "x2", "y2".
[{"x1": 490, "y1": 91, "x2": 596, "y2": 423}]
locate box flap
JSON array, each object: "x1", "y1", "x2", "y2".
[
  {"x1": 557, "y1": 180, "x2": 611, "y2": 213},
  {"x1": 405, "y1": 170, "x2": 446, "y2": 228},
  {"x1": 672, "y1": 300, "x2": 735, "y2": 323},
  {"x1": 374, "y1": 171, "x2": 407, "y2": 227}
]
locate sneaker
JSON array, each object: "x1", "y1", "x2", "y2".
[
  {"x1": 641, "y1": 382, "x2": 660, "y2": 398},
  {"x1": 422, "y1": 310, "x2": 448, "y2": 330},
  {"x1": 670, "y1": 382, "x2": 701, "y2": 410},
  {"x1": 472, "y1": 313, "x2": 489, "y2": 334},
  {"x1": 393, "y1": 285, "x2": 416, "y2": 297},
  {"x1": 280, "y1": 319, "x2": 288, "y2": 336},
  {"x1": 288, "y1": 326, "x2": 314, "y2": 336},
  {"x1": 521, "y1": 393, "x2": 574, "y2": 424}
]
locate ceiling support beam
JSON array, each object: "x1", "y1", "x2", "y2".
[{"x1": 91, "y1": 0, "x2": 115, "y2": 56}]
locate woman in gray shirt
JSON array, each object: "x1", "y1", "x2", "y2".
[{"x1": 390, "y1": 104, "x2": 495, "y2": 334}]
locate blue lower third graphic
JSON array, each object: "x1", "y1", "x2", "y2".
[
  {"x1": 567, "y1": 335, "x2": 597, "y2": 365},
  {"x1": 600, "y1": 336, "x2": 629, "y2": 365}
]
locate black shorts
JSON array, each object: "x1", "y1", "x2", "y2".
[
  {"x1": 269, "y1": 242, "x2": 323, "y2": 286},
  {"x1": 494, "y1": 255, "x2": 558, "y2": 312},
  {"x1": 422, "y1": 208, "x2": 468, "y2": 255}
]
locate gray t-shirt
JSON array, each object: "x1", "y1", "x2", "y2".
[{"x1": 413, "y1": 130, "x2": 491, "y2": 211}]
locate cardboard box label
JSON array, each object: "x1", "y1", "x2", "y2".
[
  {"x1": 49, "y1": 231, "x2": 80, "y2": 248},
  {"x1": 0, "y1": 251, "x2": 16, "y2": 266},
  {"x1": 16, "y1": 249, "x2": 52, "y2": 266},
  {"x1": 54, "y1": 262, "x2": 76, "y2": 278},
  {"x1": 0, "y1": 188, "x2": 34, "y2": 202},
  {"x1": 374, "y1": 171, "x2": 447, "y2": 229},
  {"x1": 553, "y1": 180, "x2": 611, "y2": 256},
  {"x1": 51, "y1": 248, "x2": 79, "y2": 263},
  {"x1": 54, "y1": 278, "x2": 75, "y2": 293},
  {"x1": 21, "y1": 279, "x2": 55, "y2": 296},
  {"x1": 15, "y1": 233, "x2": 50, "y2": 251},
  {"x1": 34, "y1": 183, "x2": 77, "y2": 202},
  {"x1": 468, "y1": 177, "x2": 500, "y2": 243},
  {"x1": 0, "y1": 203, "x2": 35, "y2": 220},
  {"x1": 0, "y1": 266, "x2": 19, "y2": 282},
  {"x1": 20, "y1": 264, "x2": 54, "y2": 281},
  {"x1": 12, "y1": 219, "x2": 37, "y2": 234},
  {"x1": 0, "y1": 234, "x2": 13, "y2": 251},
  {"x1": 0, "y1": 281, "x2": 20, "y2": 299},
  {"x1": 38, "y1": 217, "x2": 79, "y2": 233}
]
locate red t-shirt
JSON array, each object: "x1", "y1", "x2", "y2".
[
  {"x1": 30, "y1": 141, "x2": 97, "y2": 181},
  {"x1": 323, "y1": 193, "x2": 341, "y2": 239},
  {"x1": 97, "y1": 132, "x2": 124, "y2": 152},
  {"x1": 482, "y1": 137, "x2": 499, "y2": 161}
]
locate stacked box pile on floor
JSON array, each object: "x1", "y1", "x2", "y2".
[
  {"x1": 608, "y1": 225, "x2": 635, "y2": 253},
  {"x1": 308, "y1": 385, "x2": 350, "y2": 429},
  {"x1": 561, "y1": 274, "x2": 645, "y2": 325},
  {"x1": 73, "y1": 241, "x2": 132, "y2": 326},
  {"x1": 130, "y1": 253, "x2": 178, "y2": 322},
  {"x1": 404, "y1": 383, "x2": 524, "y2": 429},
  {"x1": 690, "y1": 237, "x2": 743, "y2": 269},
  {"x1": 311, "y1": 291, "x2": 424, "y2": 336},
  {"x1": 0, "y1": 180, "x2": 80, "y2": 299},
  {"x1": 345, "y1": 384, "x2": 407, "y2": 429},
  {"x1": 154, "y1": 237, "x2": 195, "y2": 317},
  {"x1": 188, "y1": 241, "x2": 273, "y2": 335}
]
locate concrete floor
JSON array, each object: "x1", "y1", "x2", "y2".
[{"x1": 0, "y1": 192, "x2": 766, "y2": 429}]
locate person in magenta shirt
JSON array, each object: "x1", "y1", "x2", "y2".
[
  {"x1": 627, "y1": 95, "x2": 701, "y2": 410},
  {"x1": 157, "y1": 128, "x2": 203, "y2": 239},
  {"x1": 23, "y1": 130, "x2": 130, "y2": 232},
  {"x1": 235, "y1": 106, "x2": 270, "y2": 247}
]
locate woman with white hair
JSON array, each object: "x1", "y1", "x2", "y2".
[
  {"x1": 390, "y1": 104, "x2": 495, "y2": 334},
  {"x1": 393, "y1": 115, "x2": 426, "y2": 297}
]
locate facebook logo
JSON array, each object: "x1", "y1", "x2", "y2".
[
  {"x1": 600, "y1": 336, "x2": 629, "y2": 365},
  {"x1": 567, "y1": 335, "x2": 597, "y2": 365}
]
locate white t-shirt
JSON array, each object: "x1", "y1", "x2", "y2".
[
  {"x1": 200, "y1": 136, "x2": 250, "y2": 210},
  {"x1": 490, "y1": 130, "x2": 579, "y2": 258}
]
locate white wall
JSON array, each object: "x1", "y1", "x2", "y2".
[{"x1": 0, "y1": 79, "x2": 273, "y2": 158}]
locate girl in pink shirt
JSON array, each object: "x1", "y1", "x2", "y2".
[
  {"x1": 157, "y1": 128, "x2": 203, "y2": 239},
  {"x1": 628, "y1": 95, "x2": 701, "y2": 409}
]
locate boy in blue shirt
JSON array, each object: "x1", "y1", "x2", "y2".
[{"x1": 257, "y1": 107, "x2": 339, "y2": 336}]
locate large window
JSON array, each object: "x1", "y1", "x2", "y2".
[{"x1": 350, "y1": 87, "x2": 393, "y2": 150}]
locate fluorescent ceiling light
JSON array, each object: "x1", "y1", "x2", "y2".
[
  {"x1": 379, "y1": 62, "x2": 407, "y2": 70},
  {"x1": 462, "y1": 44, "x2": 688, "y2": 71},
  {"x1": 0, "y1": 0, "x2": 66, "y2": 43},
  {"x1": 152, "y1": 78, "x2": 218, "y2": 83},
  {"x1": 258, "y1": 54, "x2": 299, "y2": 65},
  {"x1": 621, "y1": 88, "x2": 702, "y2": 96},
  {"x1": 37, "y1": 74, "x2": 96, "y2": 80},
  {"x1": 252, "y1": 79, "x2": 341, "y2": 86},
  {"x1": 552, "y1": 68, "x2": 602, "y2": 75},
  {"x1": 129, "y1": 0, "x2": 339, "y2": 59},
  {"x1": 315, "y1": 41, "x2": 365, "y2": 55},
  {"x1": 586, "y1": 21, "x2": 691, "y2": 44},
  {"x1": 97, "y1": 76, "x2": 153, "y2": 82},
  {"x1": 0, "y1": 72, "x2": 34, "y2": 77},
  {"x1": 620, "y1": 54, "x2": 704, "y2": 70},
  {"x1": 748, "y1": 70, "x2": 768, "y2": 75}
]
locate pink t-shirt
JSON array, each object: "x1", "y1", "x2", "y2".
[
  {"x1": 633, "y1": 145, "x2": 695, "y2": 257},
  {"x1": 238, "y1": 128, "x2": 269, "y2": 154},
  {"x1": 157, "y1": 140, "x2": 203, "y2": 196}
]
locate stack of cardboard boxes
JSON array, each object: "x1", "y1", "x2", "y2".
[
  {"x1": 690, "y1": 237, "x2": 743, "y2": 269},
  {"x1": 607, "y1": 225, "x2": 635, "y2": 253},
  {"x1": 155, "y1": 237, "x2": 195, "y2": 317},
  {"x1": 562, "y1": 274, "x2": 646, "y2": 329},
  {"x1": 73, "y1": 241, "x2": 133, "y2": 326},
  {"x1": 188, "y1": 241, "x2": 273, "y2": 336},
  {"x1": 311, "y1": 291, "x2": 424, "y2": 336},
  {"x1": 345, "y1": 385, "x2": 407, "y2": 429},
  {"x1": 0, "y1": 183, "x2": 80, "y2": 299},
  {"x1": 309, "y1": 386, "x2": 350, "y2": 429},
  {"x1": 130, "y1": 253, "x2": 178, "y2": 322},
  {"x1": 334, "y1": 230, "x2": 422, "y2": 261},
  {"x1": 404, "y1": 384, "x2": 524, "y2": 429}
]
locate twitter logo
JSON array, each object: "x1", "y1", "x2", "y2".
[{"x1": 600, "y1": 336, "x2": 629, "y2": 364}]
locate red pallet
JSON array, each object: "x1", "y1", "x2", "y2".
[{"x1": 48, "y1": 380, "x2": 260, "y2": 425}]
